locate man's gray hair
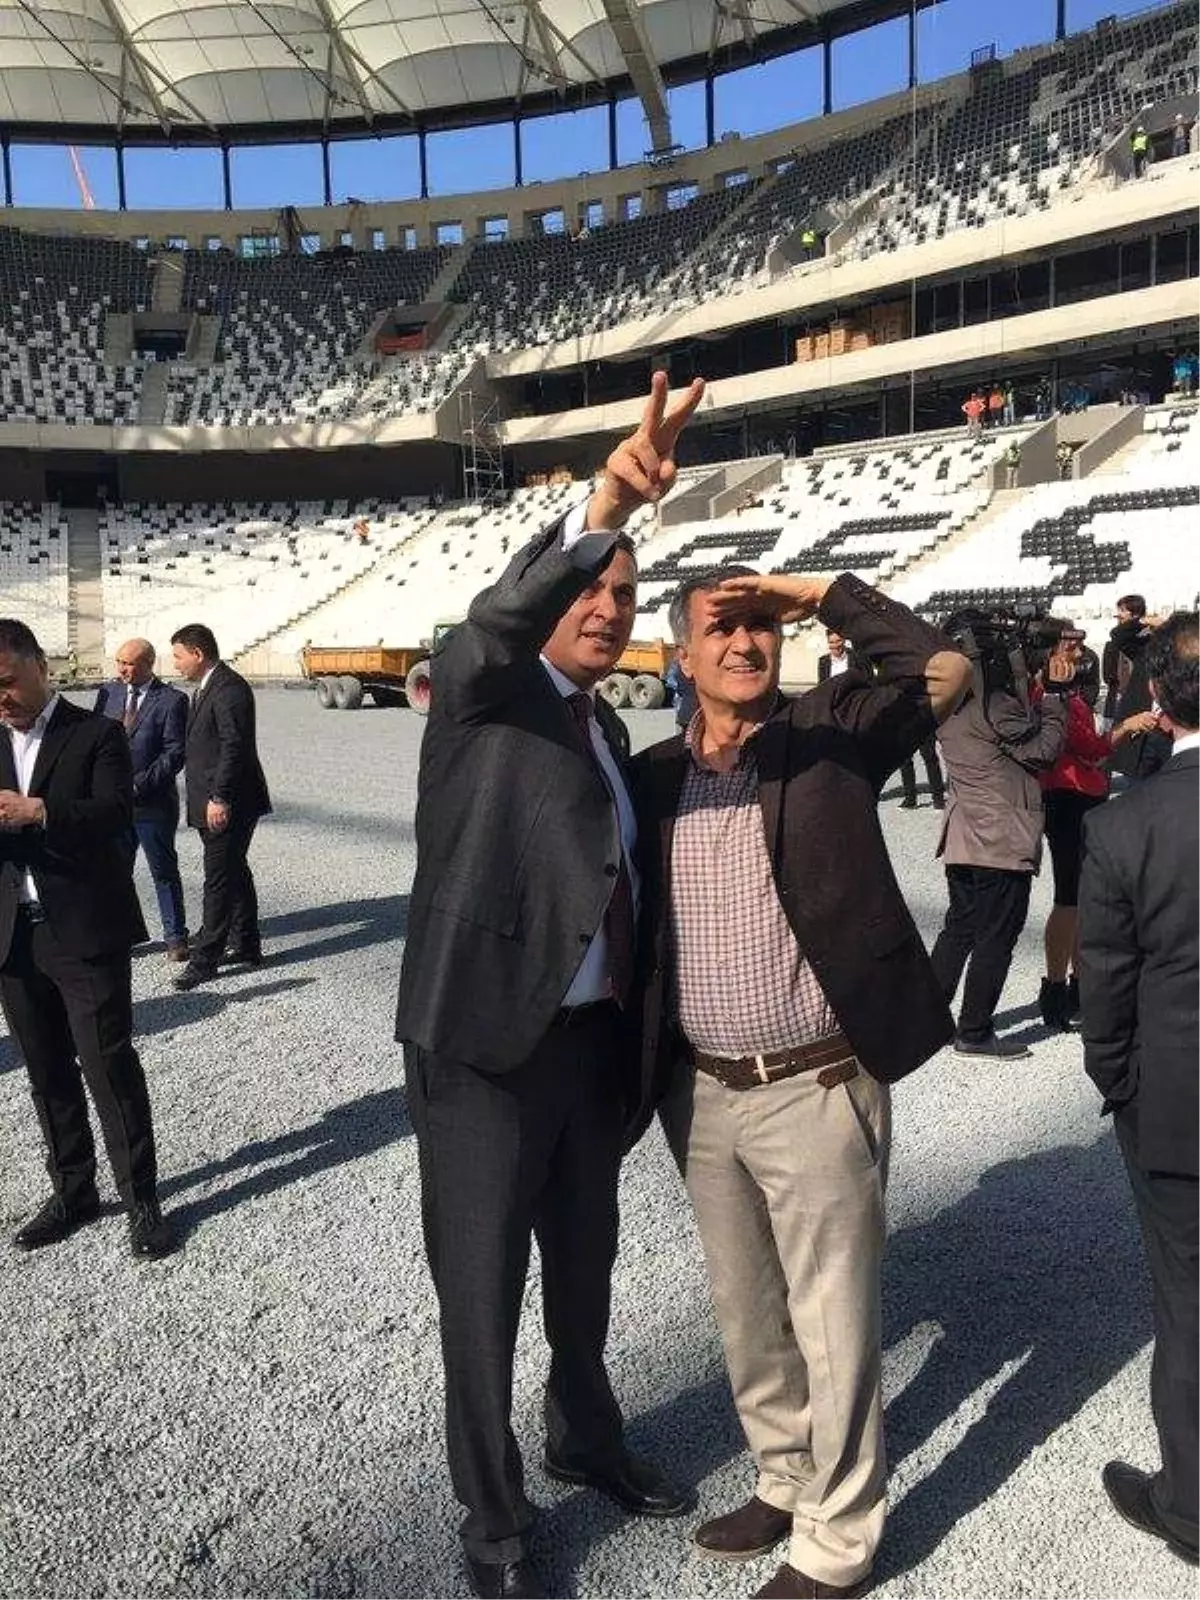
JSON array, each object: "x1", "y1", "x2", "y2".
[{"x1": 667, "y1": 565, "x2": 761, "y2": 645}]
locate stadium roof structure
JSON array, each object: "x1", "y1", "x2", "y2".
[{"x1": 0, "y1": 0, "x2": 937, "y2": 147}]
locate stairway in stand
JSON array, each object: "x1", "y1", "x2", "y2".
[{"x1": 65, "y1": 507, "x2": 105, "y2": 676}]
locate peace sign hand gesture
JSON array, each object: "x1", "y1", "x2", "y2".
[{"x1": 586, "y1": 370, "x2": 706, "y2": 531}]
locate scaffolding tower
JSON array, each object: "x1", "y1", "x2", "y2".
[{"x1": 459, "y1": 387, "x2": 506, "y2": 504}]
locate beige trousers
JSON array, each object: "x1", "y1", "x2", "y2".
[{"x1": 661, "y1": 1058, "x2": 890, "y2": 1587}]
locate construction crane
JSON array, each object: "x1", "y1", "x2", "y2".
[{"x1": 68, "y1": 146, "x2": 96, "y2": 209}]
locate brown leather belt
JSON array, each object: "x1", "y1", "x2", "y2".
[{"x1": 692, "y1": 1030, "x2": 857, "y2": 1092}]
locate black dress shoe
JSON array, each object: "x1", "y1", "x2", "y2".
[
  {"x1": 543, "y1": 1450, "x2": 694, "y2": 1516},
  {"x1": 898, "y1": 798, "x2": 919, "y2": 810},
  {"x1": 1102, "y1": 1460, "x2": 1199, "y2": 1565},
  {"x1": 464, "y1": 1556, "x2": 546, "y2": 1598},
  {"x1": 127, "y1": 1199, "x2": 179, "y2": 1259},
  {"x1": 172, "y1": 962, "x2": 216, "y2": 992},
  {"x1": 219, "y1": 947, "x2": 263, "y2": 968},
  {"x1": 953, "y1": 1032, "x2": 1031, "y2": 1059},
  {"x1": 14, "y1": 1192, "x2": 101, "y2": 1251}
]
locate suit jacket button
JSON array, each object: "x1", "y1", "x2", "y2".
[
  {"x1": 604, "y1": 862, "x2": 618, "y2": 877},
  {"x1": 579, "y1": 933, "x2": 590, "y2": 944}
]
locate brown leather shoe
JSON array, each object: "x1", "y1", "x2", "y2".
[
  {"x1": 166, "y1": 941, "x2": 190, "y2": 963},
  {"x1": 754, "y1": 1563, "x2": 870, "y2": 1599},
  {"x1": 693, "y1": 1496, "x2": 792, "y2": 1562}
]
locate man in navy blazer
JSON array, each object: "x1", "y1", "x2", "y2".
[{"x1": 95, "y1": 640, "x2": 189, "y2": 960}]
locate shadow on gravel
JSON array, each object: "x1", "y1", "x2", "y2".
[
  {"x1": 878, "y1": 1132, "x2": 1150, "y2": 1581},
  {"x1": 160, "y1": 1086, "x2": 410, "y2": 1235},
  {"x1": 135, "y1": 976, "x2": 316, "y2": 1035},
  {"x1": 255, "y1": 894, "x2": 409, "y2": 966},
  {"x1": 269, "y1": 799, "x2": 416, "y2": 844}
]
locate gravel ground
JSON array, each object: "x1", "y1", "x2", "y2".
[{"x1": 0, "y1": 689, "x2": 1188, "y2": 1600}]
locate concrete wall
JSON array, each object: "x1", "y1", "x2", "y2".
[
  {"x1": 1072, "y1": 402, "x2": 1147, "y2": 476},
  {"x1": 0, "y1": 441, "x2": 460, "y2": 502}
]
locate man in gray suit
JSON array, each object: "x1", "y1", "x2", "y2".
[
  {"x1": 930, "y1": 612, "x2": 1068, "y2": 1057},
  {"x1": 396, "y1": 373, "x2": 703, "y2": 1600},
  {"x1": 1078, "y1": 611, "x2": 1198, "y2": 1569}
]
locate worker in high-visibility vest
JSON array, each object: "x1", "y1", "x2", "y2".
[
  {"x1": 801, "y1": 226, "x2": 819, "y2": 259},
  {"x1": 1130, "y1": 125, "x2": 1150, "y2": 178}
]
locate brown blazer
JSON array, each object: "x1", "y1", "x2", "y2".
[{"x1": 628, "y1": 574, "x2": 970, "y2": 1141}]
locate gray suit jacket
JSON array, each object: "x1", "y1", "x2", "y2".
[
  {"x1": 394, "y1": 516, "x2": 636, "y2": 1078},
  {"x1": 936, "y1": 689, "x2": 1067, "y2": 872}
]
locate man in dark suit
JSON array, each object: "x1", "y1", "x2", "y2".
[
  {"x1": 631, "y1": 570, "x2": 970, "y2": 1599},
  {"x1": 95, "y1": 638, "x2": 189, "y2": 960},
  {"x1": 169, "y1": 624, "x2": 271, "y2": 992},
  {"x1": 0, "y1": 619, "x2": 175, "y2": 1257},
  {"x1": 815, "y1": 627, "x2": 862, "y2": 683},
  {"x1": 1078, "y1": 610, "x2": 1199, "y2": 1569},
  {"x1": 396, "y1": 373, "x2": 704, "y2": 1600}
]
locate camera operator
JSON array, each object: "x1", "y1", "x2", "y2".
[{"x1": 929, "y1": 610, "x2": 1069, "y2": 1058}]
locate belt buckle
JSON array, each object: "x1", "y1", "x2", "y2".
[{"x1": 708, "y1": 1056, "x2": 735, "y2": 1089}]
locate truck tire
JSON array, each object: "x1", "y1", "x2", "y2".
[
  {"x1": 314, "y1": 676, "x2": 336, "y2": 710},
  {"x1": 331, "y1": 675, "x2": 362, "y2": 711},
  {"x1": 405, "y1": 659, "x2": 433, "y2": 715},
  {"x1": 629, "y1": 674, "x2": 666, "y2": 710},
  {"x1": 598, "y1": 672, "x2": 632, "y2": 710}
]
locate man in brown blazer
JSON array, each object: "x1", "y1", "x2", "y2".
[{"x1": 631, "y1": 569, "x2": 970, "y2": 1599}]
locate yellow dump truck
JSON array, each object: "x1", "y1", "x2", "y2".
[
  {"x1": 300, "y1": 643, "x2": 434, "y2": 712},
  {"x1": 302, "y1": 631, "x2": 675, "y2": 714}
]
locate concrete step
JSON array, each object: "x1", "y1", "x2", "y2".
[
  {"x1": 103, "y1": 311, "x2": 133, "y2": 365},
  {"x1": 187, "y1": 314, "x2": 222, "y2": 367},
  {"x1": 66, "y1": 508, "x2": 105, "y2": 666},
  {"x1": 152, "y1": 253, "x2": 185, "y2": 313},
  {"x1": 138, "y1": 362, "x2": 170, "y2": 425}
]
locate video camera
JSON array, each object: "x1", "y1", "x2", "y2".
[{"x1": 939, "y1": 604, "x2": 1066, "y2": 700}]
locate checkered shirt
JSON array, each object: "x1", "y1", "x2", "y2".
[{"x1": 669, "y1": 714, "x2": 838, "y2": 1057}]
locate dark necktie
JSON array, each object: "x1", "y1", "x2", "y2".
[
  {"x1": 567, "y1": 691, "x2": 635, "y2": 1008},
  {"x1": 123, "y1": 687, "x2": 139, "y2": 734}
]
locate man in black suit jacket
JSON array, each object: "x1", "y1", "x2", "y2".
[
  {"x1": 396, "y1": 374, "x2": 704, "y2": 1600},
  {"x1": 631, "y1": 571, "x2": 968, "y2": 1597},
  {"x1": 1078, "y1": 610, "x2": 1199, "y2": 1569},
  {"x1": 169, "y1": 625, "x2": 271, "y2": 991},
  {"x1": 0, "y1": 619, "x2": 175, "y2": 1257},
  {"x1": 95, "y1": 638, "x2": 189, "y2": 959},
  {"x1": 815, "y1": 627, "x2": 862, "y2": 683}
]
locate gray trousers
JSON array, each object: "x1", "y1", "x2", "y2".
[{"x1": 661, "y1": 1056, "x2": 890, "y2": 1586}]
